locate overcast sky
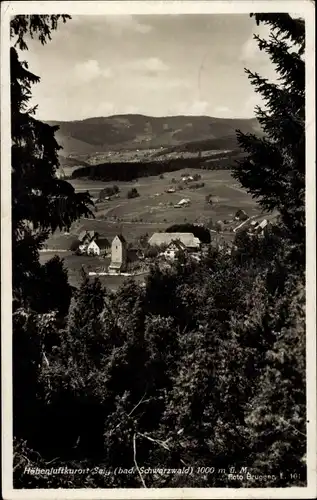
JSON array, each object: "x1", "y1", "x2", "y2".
[{"x1": 21, "y1": 14, "x2": 275, "y2": 121}]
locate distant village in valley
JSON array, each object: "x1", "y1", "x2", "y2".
[{"x1": 66, "y1": 209, "x2": 270, "y2": 279}]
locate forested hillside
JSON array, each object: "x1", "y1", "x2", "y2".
[
  {"x1": 11, "y1": 13, "x2": 306, "y2": 489},
  {"x1": 48, "y1": 114, "x2": 260, "y2": 155},
  {"x1": 71, "y1": 151, "x2": 247, "y2": 181}
]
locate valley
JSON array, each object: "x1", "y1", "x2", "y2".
[
  {"x1": 41, "y1": 165, "x2": 275, "y2": 290},
  {"x1": 40, "y1": 113, "x2": 273, "y2": 290}
]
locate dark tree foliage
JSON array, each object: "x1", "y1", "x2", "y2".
[
  {"x1": 16, "y1": 230, "x2": 305, "y2": 488},
  {"x1": 11, "y1": 15, "x2": 94, "y2": 310},
  {"x1": 127, "y1": 187, "x2": 140, "y2": 199},
  {"x1": 99, "y1": 185, "x2": 119, "y2": 200},
  {"x1": 233, "y1": 13, "x2": 305, "y2": 264},
  {"x1": 71, "y1": 153, "x2": 237, "y2": 182},
  {"x1": 11, "y1": 15, "x2": 93, "y2": 454}
]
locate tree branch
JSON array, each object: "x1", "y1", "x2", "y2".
[
  {"x1": 127, "y1": 391, "x2": 150, "y2": 417},
  {"x1": 133, "y1": 433, "x2": 147, "y2": 488},
  {"x1": 138, "y1": 431, "x2": 189, "y2": 467}
]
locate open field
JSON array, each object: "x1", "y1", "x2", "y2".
[
  {"x1": 69, "y1": 168, "x2": 262, "y2": 223},
  {"x1": 39, "y1": 251, "x2": 148, "y2": 291},
  {"x1": 44, "y1": 221, "x2": 170, "y2": 250},
  {"x1": 45, "y1": 168, "x2": 269, "y2": 252},
  {"x1": 42, "y1": 168, "x2": 275, "y2": 288}
]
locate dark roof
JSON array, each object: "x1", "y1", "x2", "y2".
[
  {"x1": 70, "y1": 239, "x2": 81, "y2": 251},
  {"x1": 115, "y1": 234, "x2": 127, "y2": 244},
  {"x1": 168, "y1": 240, "x2": 187, "y2": 250},
  {"x1": 78, "y1": 230, "x2": 99, "y2": 242},
  {"x1": 235, "y1": 209, "x2": 247, "y2": 216},
  {"x1": 96, "y1": 238, "x2": 110, "y2": 249}
]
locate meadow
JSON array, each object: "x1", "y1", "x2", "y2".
[
  {"x1": 41, "y1": 168, "x2": 267, "y2": 288},
  {"x1": 70, "y1": 168, "x2": 261, "y2": 222},
  {"x1": 45, "y1": 168, "x2": 264, "y2": 249}
]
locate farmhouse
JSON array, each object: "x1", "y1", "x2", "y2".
[
  {"x1": 247, "y1": 219, "x2": 270, "y2": 237},
  {"x1": 71, "y1": 231, "x2": 111, "y2": 256},
  {"x1": 148, "y1": 232, "x2": 201, "y2": 251},
  {"x1": 255, "y1": 219, "x2": 269, "y2": 234},
  {"x1": 160, "y1": 240, "x2": 187, "y2": 261},
  {"x1": 87, "y1": 238, "x2": 111, "y2": 256}
]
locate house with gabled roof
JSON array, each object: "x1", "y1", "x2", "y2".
[
  {"x1": 71, "y1": 230, "x2": 109, "y2": 256},
  {"x1": 87, "y1": 237, "x2": 111, "y2": 256},
  {"x1": 160, "y1": 240, "x2": 188, "y2": 260},
  {"x1": 255, "y1": 219, "x2": 269, "y2": 234},
  {"x1": 148, "y1": 232, "x2": 201, "y2": 251}
]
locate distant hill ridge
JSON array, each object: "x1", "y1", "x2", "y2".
[{"x1": 46, "y1": 114, "x2": 261, "y2": 156}]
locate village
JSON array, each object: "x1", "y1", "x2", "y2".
[
  {"x1": 41, "y1": 167, "x2": 274, "y2": 289},
  {"x1": 68, "y1": 210, "x2": 270, "y2": 279}
]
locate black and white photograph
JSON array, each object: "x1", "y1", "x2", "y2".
[{"x1": 1, "y1": 0, "x2": 316, "y2": 498}]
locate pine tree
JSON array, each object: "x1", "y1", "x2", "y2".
[
  {"x1": 243, "y1": 274, "x2": 306, "y2": 486},
  {"x1": 233, "y1": 14, "x2": 305, "y2": 263},
  {"x1": 11, "y1": 15, "x2": 94, "y2": 310},
  {"x1": 11, "y1": 15, "x2": 93, "y2": 458},
  {"x1": 66, "y1": 274, "x2": 105, "y2": 372}
]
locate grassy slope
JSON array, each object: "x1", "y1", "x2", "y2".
[{"x1": 44, "y1": 168, "x2": 264, "y2": 248}]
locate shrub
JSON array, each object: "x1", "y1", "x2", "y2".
[
  {"x1": 215, "y1": 221, "x2": 224, "y2": 233},
  {"x1": 99, "y1": 185, "x2": 120, "y2": 199},
  {"x1": 193, "y1": 173, "x2": 202, "y2": 181},
  {"x1": 127, "y1": 188, "x2": 140, "y2": 199},
  {"x1": 144, "y1": 246, "x2": 160, "y2": 258}
]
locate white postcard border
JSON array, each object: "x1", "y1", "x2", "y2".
[{"x1": 1, "y1": 1, "x2": 316, "y2": 499}]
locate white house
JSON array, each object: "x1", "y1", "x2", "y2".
[
  {"x1": 87, "y1": 238, "x2": 110, "y2": 256},
  {"x1": 87, "y1": 240, "x2": 100, "y2": 255},
  {"x1": 255, "y1": 219, "x2": 269, "y2": 234},
  {"x1": 177, "y1": 198, "x2": 191, "y2": 207},
  {"x1": 160, "y1": 240, "x2": 187, "y2": 260},
  {"x1": 78, "y1": 231, "x2": 97, "y2": 254},
  {"x1": 71, "y1": 231, "x2": 110, "y2": 256}
]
